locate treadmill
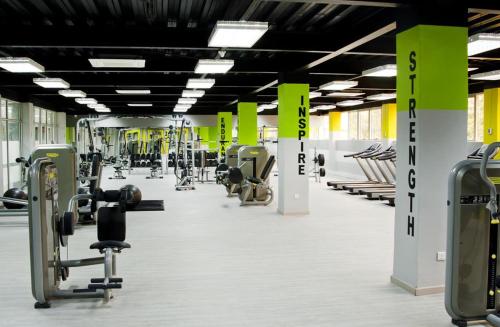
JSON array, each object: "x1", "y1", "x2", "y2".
[
  {"x1": 362, "y1": 150, "x2": 397, "y2": 198},
  {"x1": 378, "y1": 145, "x2": 498, "y2": 207},
  {"x1": 327, "y1": 143, "x2": 383, "y2": 189},
  {"x1": 342, "y1": 146, "x2": 395, "y2": 194}
]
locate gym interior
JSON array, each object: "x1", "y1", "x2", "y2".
[{"x1": 1, "y1": 0, "x2": 500, "y2": 326}]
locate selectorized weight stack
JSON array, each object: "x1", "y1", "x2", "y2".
[
  {"x1": 225, "y1": 146, "x2": 275, "y2": 206},
  {"x1": 215, "y1": 144, "x2": 244, "y2": 187},
  {"x1": 224, "y1": 146, "x2": 268, "y2": 196},
  {"x1": 446, "y1": 142, "x2": 500, "y2": 326},
  {"x1": 28, "y1": 156, "x2": 130, "y2": 308},
  {"x1": 30, "y1": 144, "x2": 78, "y2": 223}
]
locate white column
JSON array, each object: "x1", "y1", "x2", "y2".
[
  {"x1": 56, "y1": 112, "x2": 66, "y2": 143},
  {"x1": 21, "y1": 102, "x2": 35, "y2": 157},
  {"x1": 277, "y1": 81, "x2": 309, "y2": 215}
]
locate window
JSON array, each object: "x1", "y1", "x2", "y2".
[
  {"x1": 358, "y1": 110, "x2": 370, "y2": 140},
  {"x1": 34, "y1": 106, "x2": 57, "y2": 144},
  {"x1": 0, "y1": 98, "x2": 22, "y2": 192},
  {"x1": 348, "y1": 111, "x2": 358, "y2": 139},
  {"x1": 467, "y1": 93, "x2": 484, "y2": 142},
  {"x1": 347, "y1": 107, "x2": 382, "y2": 140},
  {"x1": 370, "y1": 108, "x2": 382, "y2": 140}
]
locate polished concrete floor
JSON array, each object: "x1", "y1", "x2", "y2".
[{"x1": 0, "y1": 166, "x2": 468, "y2": 326}]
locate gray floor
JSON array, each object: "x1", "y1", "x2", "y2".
[{"x1": 0, "y1": 167, "x2": 467, "y2": 326}]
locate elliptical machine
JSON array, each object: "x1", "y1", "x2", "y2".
[{"x1": 446, "y1": 142, "x2": 500, "y2": 326}]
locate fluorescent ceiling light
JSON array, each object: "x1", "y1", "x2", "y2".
[
  {"x1": 178, "y1": 98, "x2": 197, "y2": 105},
  {"x1": 310, "y1": 91, "x2": 322, "y2": 99},
  {"x1": 470, "y1": 69, "x2": 500, "y2": 81},
  {"x1": 127, "y1": 103, "x2": 153, "y2": 107},
  {"x1": 258, "y1": 104, "x2": 277, "y2": 110},
  {"x1": 174, "y1": 104, "x2": 191, "y2": 112},
  {"x1": 468, "y1": 33, "x2": 500, "y2": 56},
  {"x1": 0, "y1": 57, "x2": 44, "y2": 73},
  {"x1": 319, "y1": 80, "x2": 358, "y2": 91},
  {"x1": 33, "y1": 77, "x2": 70, "y2": 89},
  {"x1": 327, "y1": 92, "x2": 365, "y2": 97},
  {"x1": 314, "y1": 105, "x2": 336, "y2": 111},
  {"x1": 468, "y1": 67, "x2": 478, "y2": 72},
  {"x1": 309, "y1": 108, "x2": 318, "y2": 113},
  {"x1": 194, "y1": 59, "x2": 234, "y2": 74},
  {"x1": 95, "y1": 108, "x2": 111, "y2": 113},
  {"x1": 366, "y1": 93, "x2": 396, "y2": 101},
  {"x1": 257, "y1": 107, "x2": 265, "y2": 113},
  {"x1": 116, "y1": 89, "x2": 150, "y2": 94},
  {"x1": 271, "y1": 100, "x2": 278, "y2": 105},
  {"x1": 75, "y1": 98, "x2": 97, "y2": 105},
  {"x1": 337, "y1": 100, "x2": 364, "y2": 107},
  {"x1": 88, "y1": 104, "x2": 107, "y2": 109},
  {"x1": 182, "y1": 90, "x2": 205, "y2": 98},
  {"x1": 186, "y1": 78, "x2": 215, "y2": 89},
  {"x1": 362, "y1": 64, "x2": 397, "y2": 77},
  {"x1": 208, "y1": 21, "x2": 268, "y2": 48},
  {"x1": 59, "y1": 90, "x2": 86, "y2": 97},
  {"x1": 89, "y1": 58, "x2": 145, "y2": 68}
]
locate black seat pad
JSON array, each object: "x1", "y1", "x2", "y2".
[
  {"x1": 90, "y1": 240, "x2": 131, "y2": 250},
  {"x1": 246, "y1": 176, "x2": 261, "y2": 184}
]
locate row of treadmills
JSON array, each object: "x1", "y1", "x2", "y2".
[{"x1": 327, "y1": 143, "x2": 495, "y2": 207}]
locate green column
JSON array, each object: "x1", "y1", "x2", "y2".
[
  {"x1": 277, "y1": 81, "x2": 310, "y2": 215},
  {"x1": 208, "y1": 126, "x2": 218, "y2": 150},
  {"x1": 237, "y1": 102, "x2": 257, "y2": 145},
  {"x1": 217, "y1": 112, "x2": 233, "y2": 159},
  {"x1": 196, "y1": 127, "x2": 209, "y2": 148},
  {"x1": 392, "y1": 24, "x2": 467, "y2": 294}
]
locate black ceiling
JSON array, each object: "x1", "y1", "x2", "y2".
[{"x1": 0, "y1": 0, "x2": 499, "y2": 115}]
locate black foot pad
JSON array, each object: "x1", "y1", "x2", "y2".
[{"x1": 35, "y1": 302, "x2": 51, "y2": 309}]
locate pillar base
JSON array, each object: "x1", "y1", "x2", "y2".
[
  {"x1": 390, "y1": 275, "x2": 444, "y2": 296},
  {"x1": 277, "y1": 209, "x2": 310, "y2": 216}
]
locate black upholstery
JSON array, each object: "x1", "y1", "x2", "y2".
[
  {"x1": 247, "y1": 176, "x2": 261, "y2": 184},
  {"x1": 97, "y1": 206, "x2": 126, "y2": 242},
  {"x1": 260, "y1": 155, "x2": 276, "y2": 180},
  {"x1": 90, "y1": 240, "x2": 131, "y2": 250}
]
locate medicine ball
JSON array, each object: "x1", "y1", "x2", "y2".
[
  {"x1": 121, "y1": 184, "x2": 142, "y2": 209},
  {"x1": 2, "y1": 188, "x2": 28, "y2": 209}
]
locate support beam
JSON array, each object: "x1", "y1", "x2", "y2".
[
  {"x1": 392, "y1": 23, "x2": 468, "y2": 295},
  {"x1": 237, "y1": 102, "x2": 258, "y2": 146},
  {"x1": 484, "y1": 88, "x2": 500, "y2": 145},
  {"x1": 217, "y1": 112, "x2": 233, "y2": 161},
  {"x1": 277, "y1": 73, "x2": 310, "y2": 215}
]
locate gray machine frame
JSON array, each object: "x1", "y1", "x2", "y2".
[
  {"x1": 29, "y1": 156, "x2": 124, "y2": 308},
  {"x1": 446, "y1": 142, "x2": 500, "y2": 326}
]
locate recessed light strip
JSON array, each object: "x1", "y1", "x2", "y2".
[
  {"x1": 208, "y1": 21, "x2": 269, "y2": 48},
  {"x1": 116, "y1": 89, "x2": 150, "y2": 94},
  {"x1": 89, "y1": 58, "x2": 145, "y2": 68},
  {"x1": 362, "y1": 64, "x2": 397, "y2": 77},
  {"x1": 186, "y1": 78, "x2": 215, "y2": 89},
  {"x1": 127, "y1": 103, "x2": 153, "y2": 107},
  {"x1": 194, "y1": 59, "x2": 234, "y2": 74},
  {"x1": 59, "y1": 90, "x2": 86, "y2": 97},
  {"x1": 468, "y1": 33, "x2": 500, "y2": 56},
  {"x1": 319, "y1": 80, "x2": 358, "y2": 91},
  {"x1": 0, "y1": 57, "x2": 45, "y2": 73},
  {"x1": 182, "y1": 90, "x2": 205, "y2": 98},
  {"x1": 33, "y1": 78, "x2": 70, "y2": 89}
]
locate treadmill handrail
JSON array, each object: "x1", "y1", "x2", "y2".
[{"x1": 343, "y1": 143, "x2": 381, "y2": 158}]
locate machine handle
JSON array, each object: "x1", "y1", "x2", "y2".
[{"x1": 480, "y1": 142, "x2": 500, "y2": 217}]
